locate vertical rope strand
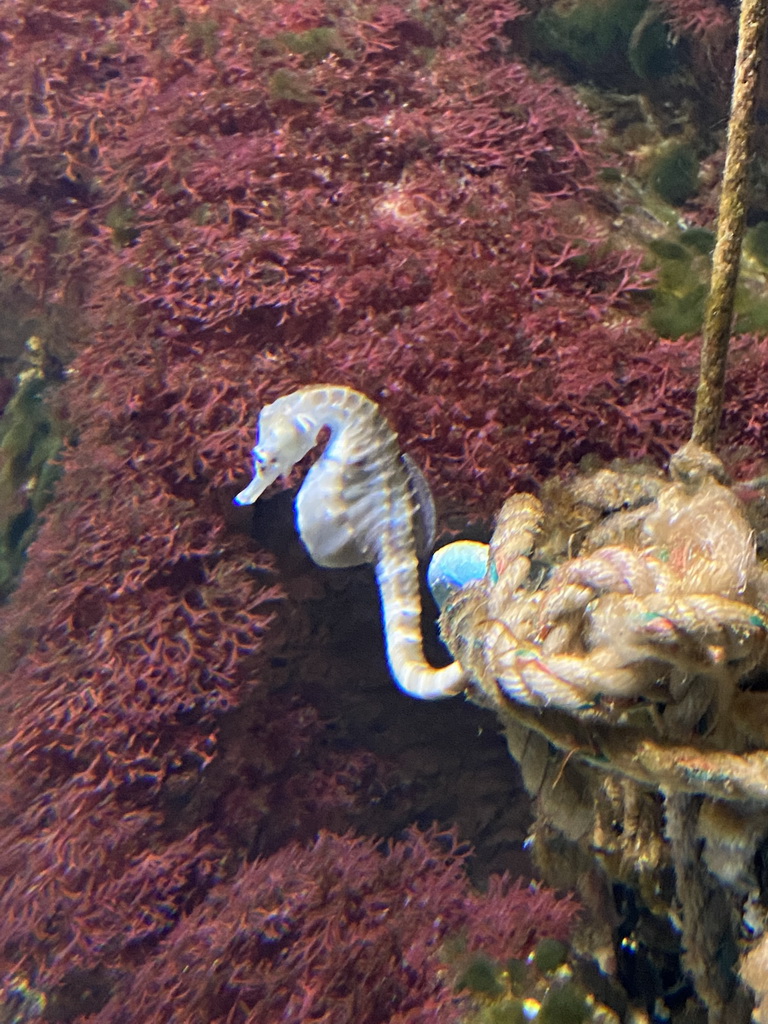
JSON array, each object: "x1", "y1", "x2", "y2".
[{"x1": 692, "y1": 0, "x2": 768, "y2": 449}]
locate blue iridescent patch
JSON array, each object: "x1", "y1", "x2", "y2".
[{"x1": 427, "y1": 540, "x2": 489, "y2": 609}]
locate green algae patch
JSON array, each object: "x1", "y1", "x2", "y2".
[
  {"x1": 0, "y1": 338, "x2": 63, "y2": 600},
  {"x1": 529, "y1": 0, "x2": 677, "y2": 88},
  {"x1": 279, "y1": 27, "x2": 348, "y2": 62},
  {"x1": 648, "y1": 142, "x2": 699, "y2": 207}
]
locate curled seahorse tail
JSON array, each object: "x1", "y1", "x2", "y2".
[
  {"x1": 376, "y1": 559, "x2": 468, "y2": 699},
  {"x1": 392, "y1": 657, "x2": 468, "y2": 700}
]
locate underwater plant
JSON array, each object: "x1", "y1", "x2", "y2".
[
  {"x1": 1, "y1": 0, "x2": 768, "y2": 1021},
  {"x1": 0, "y1": 336, "x2": 62, "y2": 600},
  {"x1": 647, "y1": 142, "x2": 700, "y2": 207},
  {"x1": 0, "y1": 1, "x2": 607, "y2": 1017},
  {"x1": 75, "y1": 828, "x2": 578, "y2": 1024},
  {"x1": 528, "y1": 0, "x2": 679, "y2": 88},
  {"x1": 657, "y1": 0, "x2": 736, "y2": 45}
]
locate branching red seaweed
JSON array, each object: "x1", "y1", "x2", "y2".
[{"x1": 1, "y1": 0, "x2": 767, "y2": 1018}]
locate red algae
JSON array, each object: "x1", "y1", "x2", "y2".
[{"x1": 0, "y1": 0, "x2": 767, "y2": 1017}]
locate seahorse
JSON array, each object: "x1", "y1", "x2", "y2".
[{"x1": 234, "y1": 384, "x2": 468, "y2": 699}]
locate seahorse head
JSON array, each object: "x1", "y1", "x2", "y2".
[{"x1": 234, "y1": 396, "x2": 319, "y2": 506}]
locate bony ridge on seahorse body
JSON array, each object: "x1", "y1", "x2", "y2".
[{"x1": 234, "y1": 384, "x2": 468, "y2": 700}]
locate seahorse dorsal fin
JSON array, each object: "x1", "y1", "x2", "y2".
[{"x1": 402, "y1": 453, "x2": 436, "y2": 560}]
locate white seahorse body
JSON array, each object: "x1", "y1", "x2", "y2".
[{"x1": 235, "y1": 385, "x2": 467, "y2": 699}]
